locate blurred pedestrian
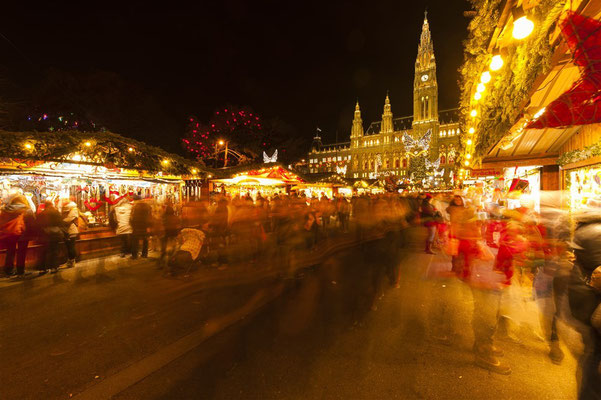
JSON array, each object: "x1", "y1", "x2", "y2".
[
  {"x1": 130, "y1": 195, "x2": 152, "y2": 259},
  {"x1": 36, "y1": 201, "x2": 64, "y2": 273},
  {"x1": 161, "y1": 204, "x2": 181, "y2": 263},
  {"x1": 112, "y1": 197, "x2": 133, "y2": 257},
  {"x1": 0, "y1": 194, "x2": 35, "y2": 276},
  {"x1": 568, "y1": 211, "x2": 601, "y2": 399},
  {"x1": 421, "y1": 193, "x2": 438, "y2": 254},
  {"x1": 336, "y1": 195, "x2": 350, "y2": 233},
  {"x1": 61, "y1": 198, "x2": 79, "y2": 268}
]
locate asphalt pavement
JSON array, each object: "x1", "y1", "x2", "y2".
[
  {"x1": 116, "y1": 229, "x2": 580, "y2": 400},
  {"x1": 0, "y1": 228, "x2": 582, "y2": 399}
]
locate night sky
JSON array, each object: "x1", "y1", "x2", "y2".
[{"x1": 1, "y1": 1, "x2": 470, "y2": 154}]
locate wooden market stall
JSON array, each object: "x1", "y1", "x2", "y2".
[
  {"x1": 459, "y1": 0, "x2": 601, "y2": 210},
  {"x1": 210, "y1": 164, "x2": 304, "y2": 199},
  {"x1": 0, "y1": 130, "x2": 206, "y2": 268}
]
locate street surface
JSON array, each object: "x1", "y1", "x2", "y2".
[{"x1": 1, "y1": 228, "x2": 581, "y2": 399}]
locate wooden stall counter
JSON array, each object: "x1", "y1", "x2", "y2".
[{"x1": 0, "y1": 226, "x2": 122, "y2": 271}]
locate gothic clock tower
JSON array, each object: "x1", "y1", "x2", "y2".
[{"x1": 412, "y1": 12, "x2": 439, "y2": 158}]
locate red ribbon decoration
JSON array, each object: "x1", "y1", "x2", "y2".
[
  {"x1": 84, "y1": 199, "x2": 103, "y2": 211},
  {"x1": 527, "y1": 12, "x2": 601, "y2": 129}
]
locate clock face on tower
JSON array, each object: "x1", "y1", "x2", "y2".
[{"x1": 421, "y1": 74, "x2": 429, "y2": 82}]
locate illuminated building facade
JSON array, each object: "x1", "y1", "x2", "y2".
[{"x1": 307, "y1": 14, "x2": 461, "y2": 179}]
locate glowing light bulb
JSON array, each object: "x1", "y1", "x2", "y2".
[
  {"x1": 468, "y1": 127, "x2": 475, "y2": 134},
  {"x1": 191, "y1": 168, "x2": 197, "y2": 174},
  {"x1": 218, "y1": 140, "x2": 224, "y2": 145},
  {"x1": 513, "y1": 16, "x2": 534, "y2": 40},
  {"x1": 470, "y1": 109, "x2": 478, "y2": 117},
  {"x1": 480, "y1": 71, "x2": 491, "y2": 84},
  {"x1": 474, "y1": 92, "x2": 482, "y2": 101},
  {"x1": 466, "y1": 154, "x2": 471, "y2": 159},
  {"x1": 490, "y1": 54, "x2": 504, "y2": 71},
  {"x1": 24, "y1": 143, "x2": 32, "y2": 149},
  {"x1": 128, "y1": 147, "x2": 134, "y2": 152},
  {"x1": 162, "y1": 159, "x2": 169, "y2": 165},
  {"x1": 477, "y1": 83, "x2": 486, "y2": 93},
  {"x1": 85, "y1": 141, "x2": 91, "y2": 147},
  {"x1": 464, "y1": 160, "x2": 470, "y2": 166},
  {"x1": 467, "y1": 139, "x2": 473, "y2": 145}
]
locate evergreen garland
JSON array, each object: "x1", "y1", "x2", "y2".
[
  {"x1": 459, "y1": 0, "x2": 566, "y2": 162},
  {"x1": 0, "y1": 130, "x2": 205, "y2": 176},
  {"x1": 558, "y1": 142, "x2": 601, "y2": 166}
]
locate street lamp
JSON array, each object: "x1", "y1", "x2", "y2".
[{"x1": 215, "y1": 139, "x2": 229, "y2": 167}]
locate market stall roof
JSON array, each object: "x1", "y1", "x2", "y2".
[
  {"x1": 484, "y1": 60, "x2": 583, "y2": 165},
  {"x1": 212, "y1": 176, "x2": 287, "y2": 186},
  {"x1": 0, "y1": 130, "x2": 207, "y2": 178},
  {"x1": 482, "y1": 2, "x2": 601, "y2": 167},
  {"x1": 313, "y1": 173, "x2": 352, "y2": 186},
  {"x1": 211, "y1": 163, "x2": 305, "y2": 185}
]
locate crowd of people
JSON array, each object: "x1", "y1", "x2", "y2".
[
  {"x1": 417, "y1": 191, "x2": 600, "y2": 398},
  {"x1": 0, "y1": 191, "x2": 411, "y2": 278},
  {"x1": 1, "y1": 188, "x2": 600, "y2": 397}
]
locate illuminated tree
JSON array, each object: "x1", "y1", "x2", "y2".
[{"x1": 182, "y1": 105, "x2": 270, "y2": 167}]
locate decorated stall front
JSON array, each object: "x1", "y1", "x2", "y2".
[
  {"x1": 211, "y1": 164, "x2": 304, "y2": 199},
  {"x1": 458, "y1": 1, "x2": 601, "y2": 213},
  {"x1": 296, "y1": 173, "x2": 353, "y2": 199},
  {"x1": 0, "y1": 130, "x2": 205, "y2": 267}
]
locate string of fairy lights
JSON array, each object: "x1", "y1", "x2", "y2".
[{"x1": 458, "y1": 5, "x2": 536, "y2": 182}]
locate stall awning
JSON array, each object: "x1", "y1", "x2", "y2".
[{"x1": 212, "y1": 175, "x2": 286, "y2": 186}]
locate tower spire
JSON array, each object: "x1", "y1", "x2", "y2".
[
  {"x1": 381, "y1": 92, "x2": 393, "y2": 133},
  {"x1": 351, "y1": 99, "x2": 364, "y2": 142}
]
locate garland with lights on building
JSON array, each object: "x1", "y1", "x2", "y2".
[
  {"x1": 458, "y1": 0, "x2": 565, "y2": 165},
  {"x1": 0, "y1": 130, "x2": 205, "y2": 175},
  {"x1": 183, "y1": 106, "x2": 273, "y2": 167}
]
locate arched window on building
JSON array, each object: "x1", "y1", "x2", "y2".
[
  {"x1": 385, "y1": 158, "x2": 390, "y2": 169},
  {"x1": 369, "y1": 160, "x2": 374, "y2": 170},
  {"x1": 363, "y1": 160, "x2": 368, "y2": 170},
  {"x1": 402, "y1": 158, "x2": 407, "y2": 168},
  {"x1": 440, "y1": 154, "x2": 446, "y2": 164},
  {"x1": 394, "y1": 158, "x2": 400, "y2": 168}
]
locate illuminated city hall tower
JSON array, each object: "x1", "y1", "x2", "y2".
[
  {"x1": 307, "y1": 12, "x2": 460, "y2": 178},
  {"x1": 413, "y1": 12, "x2": 439, "y2": 157}
]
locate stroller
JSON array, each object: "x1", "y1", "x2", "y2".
[{"x1": 167, "y1": 228, "x2": 205, "y2": 276}]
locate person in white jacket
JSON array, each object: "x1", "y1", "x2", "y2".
[
  {"x1": 112, "y1": 198, "x2": 133, "y2": 257},
  {"x1": 61, "y1": 199, "x2": 79, "y2": 268}
]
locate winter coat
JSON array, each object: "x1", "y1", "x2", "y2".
[
  {"x1": 572, "y1": 212, "x2": 601, "y2": 275},
  {"x1": 37, "y1": 206, "x2": 64, "y2": 241},
  {"x1": 0, "y1": 197, "x2": 35, "y2": 240},
  {"x1": 62, "y1": 202, "x2": 79, "y2": 237},
  {"x1": 130, "y1": 201, "x2": 152, "y2": 234},
  {"x1": 114, "y1": 202, "x2": 133, "y2": 235},
  {"x1": 421, "y1": 200, "x2": 437, "y2": 227}
]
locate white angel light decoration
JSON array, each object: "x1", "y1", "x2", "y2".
[
  {"x1": 336, "y1": 165, "x2": 347, "y2": 175},
  {"x1": 402, "y1": 129, "x2": 431, "y2": 157},
  {"x1": 425, "y1": 157, "x2": 441, "y2": 170},
  {"x1": 263, "y1": 149, "x2": 278, "y2": 163}
]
